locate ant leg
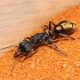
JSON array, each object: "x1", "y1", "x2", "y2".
[
  {"x1": 48, "y1": 21, "x2": 57, "y2": 36},
  {"x1": 53, "y1": 38, "x2": 68, "y2": 43},
  {"x1": 41, "y1": 21, "x2": 56, "y2": 32},
  {"x1": 20, "y1": 49, "x2": 37, "y2": 61},
  {"x1": 59, "y1": 33, "x2": 75, "y2": 40},
  {"x1": 24, "y1": 37, "x2": 31, "y2": 40},
  {"x1": 44, "y1": 38, "x2": 67, "y2": 56},
  {"x1": 41, "y1": 21, "x2": 53, "y2": 32},
  {"x1": 49, "y1": 21, "x2": 52, "y2": 30},
  {"x1": 49, "y1": 21, "x2": 56, "y2": 30},
  {"x1": 41, "y1": 25, "x2": 48, "y2": 32},
  {"x1": 48, "y1": 43, "x2": 67, "y2": 56}
]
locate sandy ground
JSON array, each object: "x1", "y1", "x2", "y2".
[{"x1": 0, "y1": 5, "x2": 80, "y2": 80}]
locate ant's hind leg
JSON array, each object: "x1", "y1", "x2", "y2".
[
  {"x1": 42, "y1": 38, "x2": 67, "y2": 56},
  {"x1": 59, "y1": 33, "x2": 75, "y2": 40},
  {"x1": 48, "y1": 43, "x2": 67, "y2": 56}
]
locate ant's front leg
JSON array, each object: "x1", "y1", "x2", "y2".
[
  {"x1": 59, "y1": 33, "x2": 75, "y2": 40},
  {"x1": 41, "y1": 22, "x2": 52, "y2": 33},
  {"x1": 41, "y1": 25, "x2": 48, "y2": 32},
  {"x1": 52, "y1": 33, "x2": 75, "y2": 43},
  {"x1": 49, "y1": 21, "x2": 56, "y2": 30}
]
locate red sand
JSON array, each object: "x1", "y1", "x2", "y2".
[{"x1": 0, "y1": 5, "x2": 80, "y2": 80}]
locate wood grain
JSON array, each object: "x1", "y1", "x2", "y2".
[{"x1": 0, "y1": 0, "x2": 80, "y2": 54}]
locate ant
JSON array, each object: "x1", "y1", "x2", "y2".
[
  {"x1": 14, "y1": 20, "x2": 76, "y2": 60},
  {"x1": 0, "y1": 20, "x2": 76, "y2": 72}
]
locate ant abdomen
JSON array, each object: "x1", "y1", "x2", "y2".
[{"x1": 56, "y1": 20, "x2": 76, "y2": 34}]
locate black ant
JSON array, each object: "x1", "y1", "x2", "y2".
[
  {"x1": 0, "y1": 20, "x2": 76, "y2": 72},
  {"x1": 12, "y1": 20, "x2": 76, "y2": 62}
]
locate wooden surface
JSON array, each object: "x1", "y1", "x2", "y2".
[{"x1": 0, "y1": 0, "x2": 80, "y2": 54}]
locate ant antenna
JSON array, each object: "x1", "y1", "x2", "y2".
[{"x1": 0, "y1": 45, "x2": 18, "y2": 50}]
